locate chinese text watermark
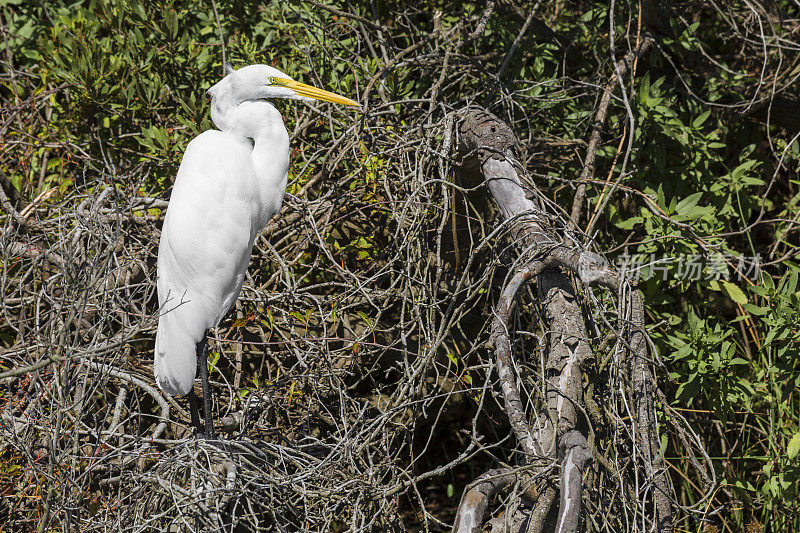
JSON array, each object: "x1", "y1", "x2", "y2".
[{"x1": 614, "y1": 253, "x2": 760, "y2": 282}]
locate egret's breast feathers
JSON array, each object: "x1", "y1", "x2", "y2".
[
  {"x1": 155, "y1": 112, "x2": 288, "y2": 397},
  {"x1": 157, "y1": 132, "x2": 259, "y2": 329}
]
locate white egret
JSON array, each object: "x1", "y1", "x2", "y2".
[{"x1": 154, "y1": 63, "x2": 358, "y2": 437}]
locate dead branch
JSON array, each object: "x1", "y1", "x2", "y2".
[{"x1": 453, "y1": 106, "x2": 681, "y2": 532}]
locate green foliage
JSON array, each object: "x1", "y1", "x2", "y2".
[
  {"x1": 488, "y1": 2, "x2": 800, "y2": 527},
  {"x1": 584, "y1": 18, "x2": 799, "y2": 530},
  {"x1": 2, "y1": 0, "x2": 357, "y2": 190}
]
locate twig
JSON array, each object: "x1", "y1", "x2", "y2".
[{"x1": 569, "y1": 38, "x2": 653, "y2": 230}]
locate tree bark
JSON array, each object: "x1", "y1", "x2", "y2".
[{"x1": 452, "y1": 107, "x2": 673, "y2": 533}]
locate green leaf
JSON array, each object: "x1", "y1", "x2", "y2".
[
  {"x1": 692, "y1": 110, "x2": 711, "y2": 129},
  {"x1": 207, "y1": 350, "x2": 220, "y2": 372},
  {"x1": 674, "y1": 192, "x2": 702, "y2": 215},
  {"x1": 721, "y1": 281, "x2": 747, "y2": 305},
  {"x1": 357, "y1": 311, "x2": 372, "y2": 329},
  {"x1": 615, "y1": 216, "x2": 642, "y2": 230},
  {"x1": 743, "y1": 303, "x2": 770, "y2": 316},
  {"x1": 788, "y1": 432, "x2": 800, "y2": 459}
]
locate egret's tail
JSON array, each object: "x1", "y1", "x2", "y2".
[{"x1": 154, "y1": 298, "x2": 206, "y2": 397}]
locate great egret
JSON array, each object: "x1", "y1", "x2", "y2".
[{"x1": 154, "y1": 64, "x2": 358, "y2": 438}]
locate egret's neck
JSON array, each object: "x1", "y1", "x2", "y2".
[
  {"x1": 214, "y1": 100, "x2": 289, "y2": 228},
  {"x1": 212, "y1": 100, "x2": 280, "y2": 140}
]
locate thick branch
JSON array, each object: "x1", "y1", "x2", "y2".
[
  {"x1": 452, "y1": 468, "x2": 517, "y2": 533},
  {"x1": 555, "y1": 430, "x2": 591, "y2": 533},
  {"x1": 492, "y1": 265, "x2": 542, "y2": 457},
  {"x1": 629, "y1": 291, "x2": 673, "y2": 532},
  {"x1": 457, "y1": 107, "x2": 598, "y2": 532},
  {"x1": 455, "y1": 107, "x2": 674, "y2": 533}
]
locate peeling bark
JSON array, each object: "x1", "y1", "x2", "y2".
[
  {"x1": 555, "y1": 430, "x2": 591, "y2": 533},
  {"x1": 452, "y1": 468, "x2": 517, "y2": 533}
]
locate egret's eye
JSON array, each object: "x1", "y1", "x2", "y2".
[{"x1": 269, "y1": 77, "x2": 277, "y2": 85}]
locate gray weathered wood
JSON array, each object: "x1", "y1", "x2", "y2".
[{"x1": 451, "y1": 107, "x2": 673, "y2": 533}]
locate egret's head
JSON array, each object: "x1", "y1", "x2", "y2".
[{"x1": 207, "y1": 64, "x2": 359, "y2": 110}]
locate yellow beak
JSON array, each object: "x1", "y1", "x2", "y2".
[{"x1": 272, "y1": 78, "x2": 360, "y2": 108}]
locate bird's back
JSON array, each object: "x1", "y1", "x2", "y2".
[{"x1": 154, "y1": 130, "x2": 262, "y2": 396}]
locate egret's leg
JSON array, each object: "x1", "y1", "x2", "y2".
[
  {"x1": 198, "y1": 335, "x2": 215, "y2": 438},
  {"x1": 187, "y1": 390, "x2": 202, "y2": 436}
]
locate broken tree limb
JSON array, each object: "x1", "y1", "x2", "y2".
[
  {"x1": 452, "y1": 468, "x2": 518, "y2": 533},
  {"x1": 556, "y1": 430, "x2": 592, "y2": 533},
  {"x1": 491, "y1": 264, "x2": 543, "y2": 458},
  {"x1": 453, "y1": 106, "x2": 674, "y2": 532},
  {"x1": 629, "y1": 287, "x2": 674, "y2": 532}
]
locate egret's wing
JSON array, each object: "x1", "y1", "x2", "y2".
[{"x1": 154, "y1": 131, "x2": 258, "y2": 396}]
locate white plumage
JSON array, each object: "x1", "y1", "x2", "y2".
[
  {"x1": 153, "y1": 64, "x2": 358, "y2": 424},
  {"x1": 154, "y1": 108, "x2": 288, "y2": 395}
]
